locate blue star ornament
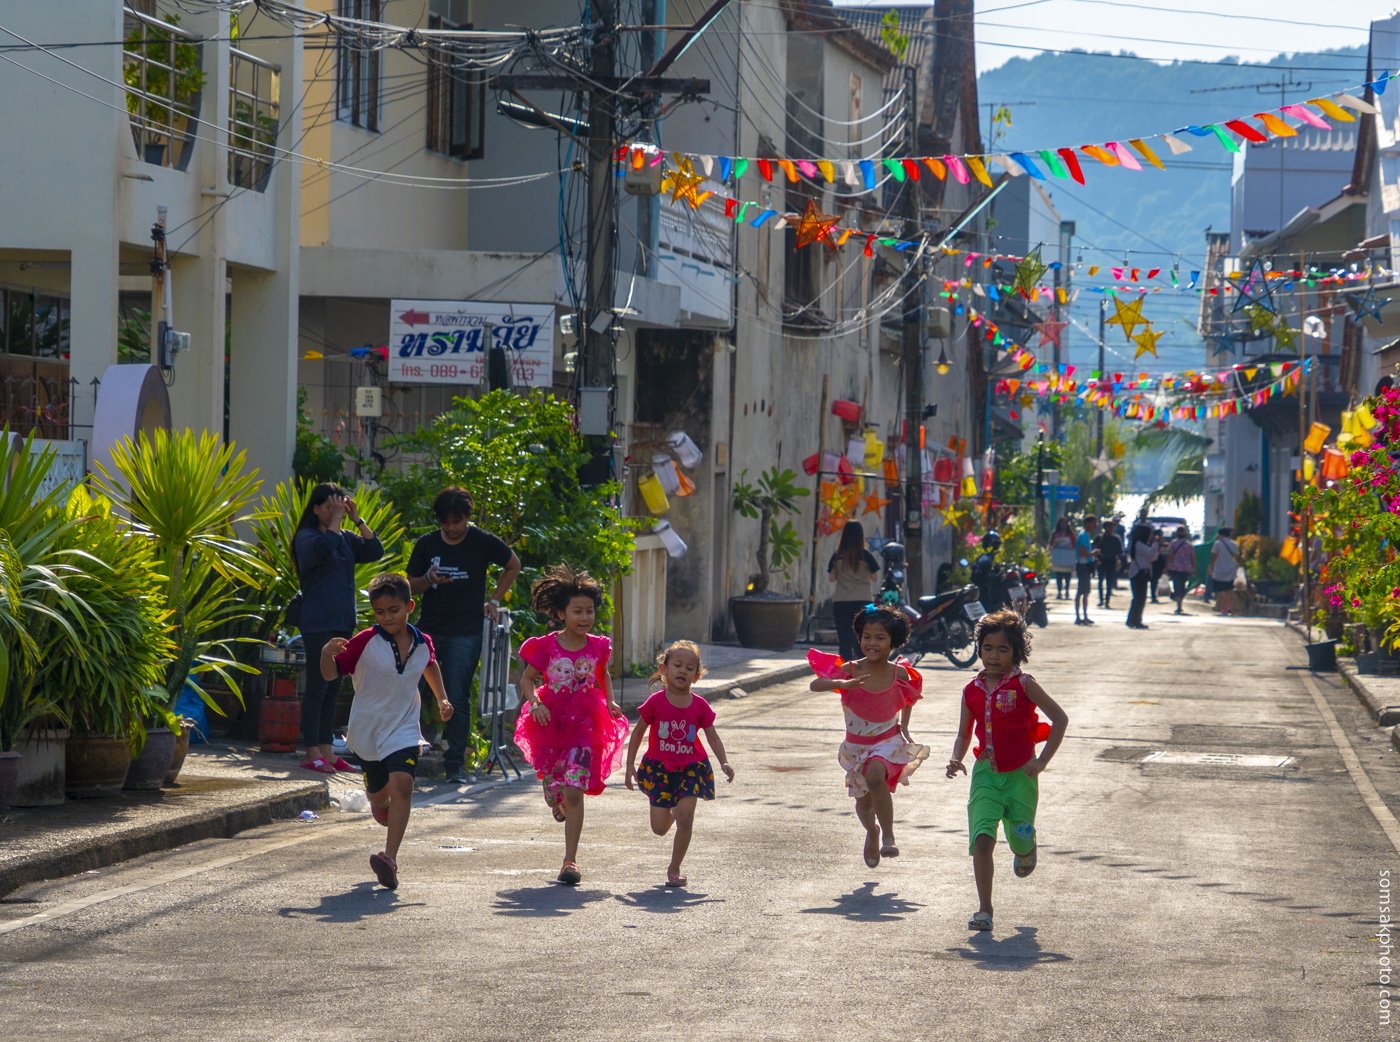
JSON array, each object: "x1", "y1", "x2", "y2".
[
  {"x1": 1346, "y1": 285, "x2": 1392, "y2": 324},
  {"x1": 1230, "y1": 258, "x2": 1277, "y2": 315}
]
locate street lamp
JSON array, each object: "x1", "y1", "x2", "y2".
[{"x1": 934, "y1": 342, "x2": 951, "y2": 375}]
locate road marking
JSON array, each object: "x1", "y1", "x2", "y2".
[
  {"x1": 1141, "y1": 750, "x2": 1294, "y2": 768},
  {"x1": 1298, "y1": 669, "x2": 1400, "y2": 856},
  {"x1": 0, "y1": 779, "x2": 507, "y2": 936}
]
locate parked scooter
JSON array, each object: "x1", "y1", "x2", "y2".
[
  {"x1": 875, "y1": 541, "x2": 983, "y2": 668},
  {"x1": 1008, "y1": 559, "x2": 1049, "y2": 628}
]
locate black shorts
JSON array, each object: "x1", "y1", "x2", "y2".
[
  {"x1": 362, "y1": 745, "x2": 420, "y2": 794},
  {"x1": 1211, "y1": 579, "x2": 1235, "y2": 594},
  {"x1": 635, "y1": 756, "x2": 716, "y2": 808},
  {"x1": 1076, "y1": 563, "x2": 1094, "y2": 595}
]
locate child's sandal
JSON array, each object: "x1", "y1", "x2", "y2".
[
  {"x1": 863, "y1": 827, "x2": 881, "y2": 869},
  {"x1": 557, "y1": 861, "x2": 581, "y2": 886},
  {"x1": 665, "y1": 870, "x2": 687, "y2": 888},
  {"x1": 968, "y1": 910, "x2": 993, "y2": 931},
  {"x1": 1013, "y1": 844, "x2": 1037, "y2": 878}
]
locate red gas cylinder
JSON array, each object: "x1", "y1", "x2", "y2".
[{"x1": 259, "y1": 696, "x2": 301, "y2": 753}]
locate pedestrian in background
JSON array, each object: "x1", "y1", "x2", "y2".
[
  {"x1": 1074, "y1": 514, "x2": 1099, "y2": 626},
  {"x1": 292, "y1": 482, "x2": 384, "y2": 775},
  {"x1": 1208, "y1": 527, "x2": 1241, "y2": 617},
  {"x1": 1097, "y1": 519, "x2": 1123, "y2": 610},
  {"x1": 1124, "y1": 519, "x2": 1156, "y2": 630},
  {"x1": 1165, "y1": 526, "x2": 1195, "y2": 615},
  {"x1": 321, "y1": 573, "x2": 451, "y2": 891},
  {"x1": 946, "y1": 608, "x2": 1068, "y2": 933},
  {"x1": 827, "y1": 520, "x2": 880, "y2": 662},
  {"x1": 407, "y1": 486, "x2": 521, "y2": 784},
  {"x1": 1047, "y1": 517, "x2": 1076, "y2": 600},
  {"x1": 514, "y1": 565, "x2": 629, "y2": 886},
  {"x1": 625, "y1": 641, "x2": 736, "y2": 889},
  {"x1": 1149, "y1": 527, "x2": 1168, "y2": 604}
]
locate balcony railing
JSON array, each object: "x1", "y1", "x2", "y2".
[
  {"x1": 122, "y1": 6, "x2": 203, "y2": 170},
  {"x1": 229, "y1": 48, "x2": 280, "y2": 191}
]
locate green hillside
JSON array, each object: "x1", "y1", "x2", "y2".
[{"x1": 977, "y1": 46, "x2": 1367, "y2": 372}]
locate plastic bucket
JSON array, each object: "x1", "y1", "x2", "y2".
[
  {"x1": 1305, "y1": 639, "x2": 1338, "y2": 673},
  {"x1": 259, "y1": 697, "x2": 301, "y2": 753}
]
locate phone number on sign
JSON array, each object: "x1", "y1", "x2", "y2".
[{"x1": 393, "y1": 362, "x2": 476, "y2": 380}]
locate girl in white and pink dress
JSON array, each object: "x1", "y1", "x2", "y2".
[{"x1": 809, "y1": 605, "x2": 930, "y2": 868}]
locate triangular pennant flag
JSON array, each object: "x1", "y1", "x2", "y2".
[
  {"x1": 1161, "y1": 134, "x2": 1193, "y2": 155},
  {"x1": 1057, "y1": 147, "x2": 1086, "y2": 184},
  {"x1": 1308, "y1": 97, "x2": 1355, "y2": 122},
  {"x1": 1128, "y1": 138, "x2": 1164, "y2": 169}
]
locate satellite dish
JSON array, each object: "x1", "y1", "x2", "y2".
[{"x1": 1303, "y1": 315, "x2": 1326, "y2": 339}]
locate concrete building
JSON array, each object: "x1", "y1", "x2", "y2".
[{"x1": 0, "y1": 0, "x2": 300, "y2": 481}]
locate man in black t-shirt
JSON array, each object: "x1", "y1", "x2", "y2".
[
  {"x1": 407, "y1": 487, "x2": 521, "y2": 783},
  {"x1": 1096, "y1": 519, "x2": 1124, "y2": 610}
]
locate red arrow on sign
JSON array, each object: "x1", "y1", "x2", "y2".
[{"x1": 398, "y1": 309, "x2": 431, "y2": 327}]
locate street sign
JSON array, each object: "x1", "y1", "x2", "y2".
[
  {"x1": 1053, "y1": 484, "x2": 1081, "y2": 500},
  {"x1": 387, "y1": 299, "x2": 555, "y2": 387}
]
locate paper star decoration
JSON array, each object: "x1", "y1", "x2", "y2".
[
  {"x1": 1270, "y1": 316, "x2": 1297, "y2": 350},
  {"x1": 1230, "y1": 258, "x2": 1276, "y2": 314},
  {"x1": 1132, "y1": 325, "x2": 1162, "y2": 359},
  {"x1": 794, "y1": 199, "x2": 841, "y2": 250},
  {"x1": 1105, "y1": 296, "x2": 1147, "y2": 340},
  {"x1": 1013, "y1": 245, "x2": 1049, "y2": 297},
  {"x1": 861, "y1": 490, "x2": 890, "y2": 515},
  {"x1": 665, "y1": 157, "x2": 708, "y2": 208},
  {"x1": 1346, "y1": 285, "x2": 1392, "y2": 324},
  {"x1": 1091, "y1": 452, "x2": 1118, "y2": 479},
  {"x1": 1034, "y1": 318, "x2": 1068, "y2": 349}
]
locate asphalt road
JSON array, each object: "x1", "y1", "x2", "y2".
[{"x1": 2, "y1": 600, "x2": 1397, "y2": 1042}]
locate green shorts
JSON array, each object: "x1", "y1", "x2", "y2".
[{"x1": 967, "y1": 757, "x2": 1038, "y2": 855}]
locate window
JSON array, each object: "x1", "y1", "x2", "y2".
[
  {"x1": 336, "y1": 0, "x2": 381, "y2": 131},
  {"x1": 425, "y1": 13, "x2": 485, "y2": 159}
]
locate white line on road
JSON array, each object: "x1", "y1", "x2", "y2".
[
  {"x1": 1299, "y1": 669, "x2": 1400, "y2": 856},
  {"x1": 0, "y1": 778, "x2": 508, "y2": 936}
]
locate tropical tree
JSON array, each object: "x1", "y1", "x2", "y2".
[{"x1": 92, "y1": 428, "x2": 272, "y2": 707}]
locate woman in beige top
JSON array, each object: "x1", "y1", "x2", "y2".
[{"x1": 828, "y1": 521, "x2": 880, "y2": 662}]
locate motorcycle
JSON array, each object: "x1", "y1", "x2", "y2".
[
  {"x1": 1009, "y1": 560, "x2": 1049, "y2": 628},
  {"x1": 876, "y1": 542, "x2": 983, "y2": 668}
]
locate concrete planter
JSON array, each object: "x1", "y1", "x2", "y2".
[
  {"x1": 164, "y1": 721, "x2": 193, "y2": 787},
  {"x1": 13, "y1": 727, "x2": 68, "y2": 807}
]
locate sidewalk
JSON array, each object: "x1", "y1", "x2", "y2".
[
  {"x1": 1285, "y1": 617, "x2": 1400, "y2": 751},
  {"x1": 0, "y1": 642, "x2": 813, "y2": 898}
]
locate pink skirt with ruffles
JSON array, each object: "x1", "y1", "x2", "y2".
[{"x1": 513, "y1": 683, "x2": 629, "y2": 796}]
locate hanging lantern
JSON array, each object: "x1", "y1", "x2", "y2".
[
  {"x1": 883, "y1": 456, "x2": 900, "y2": 490},
  {"x1": 1320, "y1": 448, "x2": 1349, "y2": 482},
  {"x1": 846, "y1": 435, "x2": 865, "y2": 467},
  {"x1": 653, "y1": 520, "x2": 688, "y2": 558},
  {"x1": 665, "y1": 430, "x2": 704, "y2": 468},
  {"x1": 651, "y1": 455, "x2": 681, "y2": 494},
  {"x1": 862, "y1": 430, "x2": 884, "y2": 470},
  {"x1": 1356, "y1": 402, "x2": 1377, "y2": 430},
  {"x1": 1303, "y1": 422, "x2": 1332, "y2": 455},
  {"x1": 1303, "y1": 456, "x2": 1316, "y2": 483},
  {"x1": 638, "y1": 472, "x2": 670, "y2": 514}
]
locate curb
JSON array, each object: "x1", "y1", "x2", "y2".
[
  {"x1": 711, "y1": 662, "x2": 811, "y2": 701},
  {"x1": 0, "y1": 781, "x2": 328, "y2": 899},
  {"x1": 1283, "y1": 619, "x2": 1400, "y2": 750}
]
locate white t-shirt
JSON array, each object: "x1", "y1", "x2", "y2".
[
  {"x1": 333, "y1": 624, "x2": 436, "y2": 762},
  {"x1": 1210, "y1": 537, "x2": 1239, "y2": 583}
]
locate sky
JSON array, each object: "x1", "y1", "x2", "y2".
[{"x1": 839, "y1": 0, "x2": 1400, "y2": 73}]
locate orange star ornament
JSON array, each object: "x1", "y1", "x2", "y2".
[{"x1": 795, "y1": 199, "x2": 841, "y2": 250}]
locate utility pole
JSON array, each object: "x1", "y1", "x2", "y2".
[
  {"x1": 1095, "y1": 296, "x2": 1107, "y2": 514},
  {"x1": 899, "y1": 62, "x2": 925, "y2": 597},
  {"x1": 1052, "y1": 219, "x2": 1074, "y2": 441},
  {"x1": 579, "y1": 0, "x2": 618, "y2": 433}
]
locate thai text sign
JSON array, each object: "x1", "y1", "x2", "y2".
[{"x1": 387, "y1": 300, "x2": 555, "y2": 387}]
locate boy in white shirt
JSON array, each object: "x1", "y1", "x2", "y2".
[{"x1": 321, "y1": 573, "x2": 452, "y2": 890}]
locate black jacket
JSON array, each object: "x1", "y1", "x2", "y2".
[{"x1": 293, "y1": 527, "x2": 384, "y2": 633}]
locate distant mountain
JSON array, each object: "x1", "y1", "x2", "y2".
[{"x1": 977, "y1": 46, "x2": 1367, "y2": 372}]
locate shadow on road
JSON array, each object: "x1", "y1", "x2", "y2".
[
  {"x1": 799, "y1": 881, "x2": 923, "y2": 922},
  {"x1": 278, "y1": 882, "x2": 419, "y2": 922},
  {"x1": 614, "y1": 887, "x2": 725, "y2": 913},
  {"x1": 949, "y1": 925, "x2": 1072, "y2": 971},
  {"x1": 492, "y1": 884, "x2": 611, "y2": 917}
]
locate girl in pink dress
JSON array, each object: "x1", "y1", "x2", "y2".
[
  {"x1": 514, "y1": 565, "x2": 629, "y2": 886},
  {"x1": 809, "y1": 605, "x2": 930, "y2": 868}
]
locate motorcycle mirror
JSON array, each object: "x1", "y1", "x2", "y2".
[{"x1": 958, "y1": 557, "x2": 969, "y2": 567}]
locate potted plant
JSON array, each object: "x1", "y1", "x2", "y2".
[
  {"x1": 122, "y1": 13, "x2": 205, "y2": 165},
  {"x1": 728, "y1": 467, "x2": 810, "y2": 650},
  {"x1": 28, "y1": 488, "x2": 177, "y2": 797}
]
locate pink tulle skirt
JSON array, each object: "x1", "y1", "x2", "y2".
[{"x1": 513, "y1": 684, "x2": 629, "y2": 796}]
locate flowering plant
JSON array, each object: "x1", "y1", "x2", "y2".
[{"x1": 1297, "y1": 386, "x2": 1400, "y2": 646}]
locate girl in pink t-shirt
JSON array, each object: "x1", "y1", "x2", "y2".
[
  {"x1": 809, "y1": 605, "x2": 930, "y2": 869},
  {"x1": 625, "y1": 641, "x2": 736, "y2": 888},
  {"x1": 515, "y1": 565, "x2": 629, "y2": 887}
]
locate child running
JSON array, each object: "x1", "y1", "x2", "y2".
[
  {"x1": 946, "y1": 608, "x2": 1068, "y2": 933},
  {"x1": 514, "y1": 564, "x2": 629, "y2": 886},
  {"x1": 808, "y1": 605, "x2": 930, "y2": 868},
  {"x1": 320, "y1": 573, "x2": 452, "y2": 891},
  {"x1": 625, "y1": 641, "x2": 736, "y2": 888}
]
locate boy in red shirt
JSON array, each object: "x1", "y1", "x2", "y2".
[{"x1": 946, "y1": 609, "x2": 1068, "y2": 932}]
